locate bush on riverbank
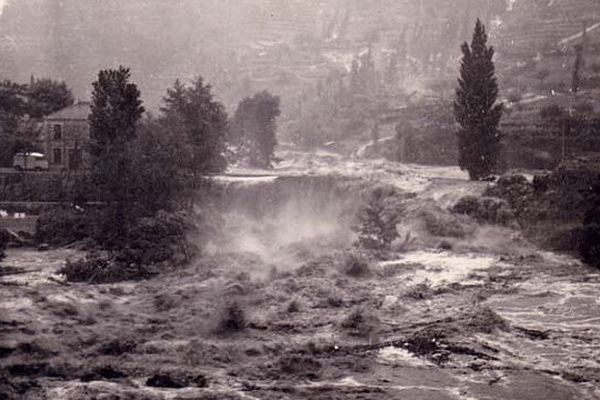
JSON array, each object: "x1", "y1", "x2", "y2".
[
  {"x1": 0, "y1": 228, "x2": 9, "y2": 261},
  {"x1": 579, "y1": 182, "x2": 600, "y2": 268},
  {"x1": 60, "y1": 252, "x2": 157, "y2": 284},
  {"x1": 479, "y1": 171, "x2": 600, "y2": 268},
  {"x1": 113, "y1": 211, "x2": 196, "y2": 266},
  {"x1": 35, "y1": 208, "x2": 96, "y2": 246},
  {"x1": 58, "y1": 210, "x2": 196, "y2": 283},
  {"x1": 354, "y1": 186, "x2": 401, "y2": 250},
  {"x1": 451, "y1": 195, "x2": 516, "y2": 227}
]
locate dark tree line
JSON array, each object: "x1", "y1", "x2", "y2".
[
  {"x1": 0, "y1": 77, "x2": 74, "y2": 166},
  {"x1": 84, "y1": 67, "x2": 281, "y2": 253},
  {"x1": 160, "y1": 78, "x2": 229, "y2": 175}
]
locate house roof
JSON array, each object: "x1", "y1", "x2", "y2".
[{"x1": 45, "y1": 101, "x2": 91, "y2": 121}]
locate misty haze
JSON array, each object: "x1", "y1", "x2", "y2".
[{"x1": 1, "y1": 1, "x2": 600, "y2": 399}]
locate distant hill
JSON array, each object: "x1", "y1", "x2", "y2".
[
  {"x1": 0, "y1": 0, "x2": 595, "y2": 115},
  {"x1": 0, "y1": 0, "x2": 505, "y2": 110},
  {"x1": 499, "y1": 0, "x2": 600, "y2": 57}
]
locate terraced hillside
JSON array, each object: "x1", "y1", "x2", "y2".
[
  {"x1": 500, "y1": 0, "x2": 600, "y2": 57},
  {"x1": 0, "y1": 0, "x2": 503, "y2": 110}
]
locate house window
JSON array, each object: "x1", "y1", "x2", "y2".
[
  {"x1": 53, "y1": 124, "x2": 62, "y2": 140},
  {"x1": 53, "y1": 148, "x2": 62, "y2": 164}
]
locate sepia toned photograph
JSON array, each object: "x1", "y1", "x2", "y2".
[{"x1": 1, "y1": 1, "x2": 599, "y2": 399}]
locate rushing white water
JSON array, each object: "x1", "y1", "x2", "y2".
[
  {"x1": 3, "y1": 150, "x2": 599, "y2": 400},
  {"x1": 379, "y1": 251, "x2": 496, "y2": 287}
]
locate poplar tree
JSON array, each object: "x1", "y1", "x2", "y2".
[{"x1": 89, "y1": 66, "x2": 144, "y2": 245}]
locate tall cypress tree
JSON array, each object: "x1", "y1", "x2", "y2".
[{"x1": 454, "y1": 19, "x2": 503, "y2": 180}]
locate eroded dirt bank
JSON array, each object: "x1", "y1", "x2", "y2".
[{"x1": 1, "y1": 152, "x2": 599, "y2": 400}]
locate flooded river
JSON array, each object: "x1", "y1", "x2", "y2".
[{"x1": 1, "y1": 151, "x2": 599, "y2": 399}]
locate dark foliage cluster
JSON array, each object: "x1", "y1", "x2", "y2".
[
  {"x1": 230, "y1": 91, "x2": 281, "y2": 168},
  {"x1": 276, "y1": 354, "x2": 322, "y2": 380},
  {"x1": 0, "y1": 228, "x2": 9, "y2": 261},
  {"x1": 341, "y1": 252, "x2": 371, "y2": 277},
  {"x1": 57, "y1": 211, "x2": 194, "y2": 283},
  {"x1": 35, "y1": 208, "x2": 95, "y2": 246},
  {"x1": 145, "y1": 372, "x2": 207, "y2": 389},
  {"x1": 114, "y1": 211, "x2": 195, "y2": 267},
  {"x1": 451, "y1": 195, "x2": 516, "y2": 226},
  {"x1": 49, "y1": 67, "x2": 228, "y2": 283},
  {"x1": 216, "y1": 301, "x2": 246, "y2": 334},
  {"x1": 341, "y1": 308, "x2": 379, "y2": 338},
  {"x1": 60, "y1": 253, "x2": 156, "y2": 284},
  {"x1": 354, "y1": 187, "x2": 400, "y2": 250},
  {"x1": 160, "y1": 78, "x2": 228, "y2": 174},
  {"x1": 0, "y1": 78, "x2": 74, "y2": 166},
  {"x1": 579, "y1": 181, "x2": 600, "y2": 268}
]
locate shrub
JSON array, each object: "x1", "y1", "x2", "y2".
[
  {"x1": 35, "y1": 208, "x2": 95, "y2": 246},
  {"x1": 277, "y1": 355, "x2": 322, "y2": 379},
  {"x1": 404, "y1": 281, "x2": 434, "y2": 300},
  {"x1": 452, "y1": 195, "x2": 516, "y2": 226},
  {"x1": 354, "y1": 187, "x2": 400, "y2": 250},
  {"x1": 341, "y1": 308, "x2": 379, "y2": 338},
  {"x1": 145, "y1": 372, "x2": 207, "y2": 389},
  {"x1": 57, "y1": 210, "x2": 195, "y2": 283},
  {"x1": 216, "y1": 301, "x2": 246, "y2": 333},
  {"x1": 287, "y1": 300, "x2": 300, "y2": 313},
  {"x1": 114, "y1": 211, "x2": 195, "y2": 266},
  {"x1": 484, "y1": 174, "x2": 533, "y2": 214},
  {"x1": 463, "y1": 307, "x2": 508, "y2": 334},
  {"x1": 420, "y1": 209, "x2": 468, "y2": 238},
  {"x1": 0, "y1": 228, "x2": 9, "y2": 261},
  {"x1": 60, "y1": 253, "x2": 156, "y2": 284},
  {"x1": 340, "y1": 252, "x2": 370, "y2": 277}
]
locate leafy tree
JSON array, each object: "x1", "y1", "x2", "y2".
[
  {"x1": 454, "y1": 19, "x2": 504, "y2": 180},
  {"x1": 26, "y1": 77, "x2": 74, "y2": 118},
  {"x1": 0, "y1": 80, "x2": 27, "y2": 166},
  {"x1": 132, "y1": 116, "x2": 194, "y2": 213},
  {"x1": 160, "y1": 77, "x2": 228, "y2": 174},
  {"x1": 230, "y1": 91, "x2": 281, "y2": 168},
  {"x1": 88, "y1": 66, "x2": 144, "y2": 246}
]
